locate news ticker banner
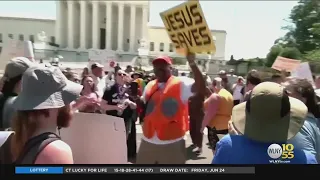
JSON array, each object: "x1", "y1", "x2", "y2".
[{"x1": 15, "y1": 167, "x2": 255, "y2": 174}]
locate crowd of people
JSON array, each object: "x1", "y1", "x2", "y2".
[{"x1": 0, "y1": 51, "x2": 320, "y2": 165}]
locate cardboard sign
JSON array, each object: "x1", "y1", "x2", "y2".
[
  {"x1": 271, "y1": 56, "x2": 301, "y2": 72},
  {"x1": 0, "y1": 40, "x2": 35, "y2": 70},
  {"x1": 8, "y1": 40, "x2": 34, "y2": 61},
  {"x1": 59, "y1": 113, "x2": 127, "y2": 164},
  {"x1": 160, "y1": 0, "x2": 216, "y2": 55},
  {"x1": 291, "y1": 62, "x2": 315, "y2": 87},
  {"x1": 0, "y1": 131, "x2": 14, "y2": 147}
]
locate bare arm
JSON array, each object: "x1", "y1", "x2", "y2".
[
  {"x1": 202, "y1": 94, "x2": 220, "y2": 131},
  {"x1": 35, "y1": 140, "x2": 73, "y2": 164},
  {"x1": 186, "y1": 53, "x2": 206, "y2": 95},
  {"x1": 70, "y1": 100, "x2": 84, "y2": 111},
  {"x1": 99, "y1": 99, "x2": 121, "y2": 111},
  {"x1": 126, "y1": 99, "x2": 137, "y2": 109},
  {"x1": 70, "y1": 96, "x2": 90, "y2": 111},
  {"x1": 205, "y1": 87, "x2": 212, "y2": 97}
]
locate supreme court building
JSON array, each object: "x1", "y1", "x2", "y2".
[
  {"x1": 56, "y1": 1, "x2": 149, "y2": 52},
  {"x1": 0, "y1": 0, "x2": 227, "y2": 72}
]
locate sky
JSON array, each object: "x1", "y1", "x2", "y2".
[{"x1": 0, "y1": 1, "x2": 298, "y2": 59}]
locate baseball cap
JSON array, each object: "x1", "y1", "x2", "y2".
[
  {"x1": 91, "y1": 62, "x2": 104, "y2": 70},
  {"x1": 3, "y1": 57, "x2": 34, "y2": 79},
  {"x1": 218, "y1": 70, "x2": 226, "y2": 75},
  {"x1": 14, "y1": 65, "x2": 83, "y2": 110},
  {"x1": 152, "y1": 56, "x2": 172, "y2": 65},
  {"x1": 238, "y1": 76, "x2": 244, "y2": 81},
  {"x1": 231, "y1": 82, "x2": 307, "y2": 143}
]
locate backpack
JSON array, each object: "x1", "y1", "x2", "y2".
[{"x1": 15, "y1": 132, "x2": 60, "y2": 164}]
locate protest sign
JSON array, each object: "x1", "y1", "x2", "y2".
[
  {"x1": 291, "y1": 62, "x2": 315, "y2": 87},
  {"x1": 0, "y1": 131, "x2": 14, "y2": 147},
  {"x1": 271, "y1": 56, "x2": 301, "y2": 72},
  {"x1": 0, "y1": 40, "x2": 35, "y2": 70},
  {"x1": 160, "y1": 0, "x2": 216, "y2": 55},
  {"x1": 59, "y1": 113, "x2": 127, "y2": 164},
  {"x1": 8, "y1": 40, "x2": 34, "y2": 61}
]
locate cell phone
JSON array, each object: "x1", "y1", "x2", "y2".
[{"x1": 130, "y1": 82, "x2": 139, "y2": 96}]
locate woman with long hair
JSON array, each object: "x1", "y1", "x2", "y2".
[
  {"x1": 283, "y1": 78, "x2": 320, "y2": 163},
  {"x1": 82, "y1": 67, "x2": 89, "y2": 78},
  {"x1": 78, "y1": 75, "x2": 100, "y2": 113}
]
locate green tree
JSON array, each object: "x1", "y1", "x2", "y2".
[
  {"x1": 279, "y1": 47, "x2": 302, "y2": 59},
  {"x1": 282, "y1": 0, "x2": 320, "y2": 53},
  {"x1": 265, "y1": 45, "x2": 302, "y2": 67},
  {"x1": 256, "y1": 57, "x2": 265, "y2": 66},
  {"x1": 304, "y1": 49, "x2": 320, "y2": 61},
  {"x1": 265, "y1": 45, "x2": 283, "y2": 67}
]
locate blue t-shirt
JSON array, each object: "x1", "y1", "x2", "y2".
[
  {"x1": 212, "y1": 135, "x2": 317, "y2": 164},
  {"x1": 288, "y1": 113, "x2": 320, "y2": 163}
]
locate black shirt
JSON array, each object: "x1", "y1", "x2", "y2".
[{"x1": 102, "y1": 83, "x2": 133, "y2": 119}]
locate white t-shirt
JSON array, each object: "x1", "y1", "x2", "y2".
[
  {"x1": 92, "y1": 74, "x2": 115, "y2": 97},
  {"x1": 141, "y1": 77, "x2": 194, "y2": 145},
  {"x1": 232, "y1": 84, "x2": 244, "y2": 100}
]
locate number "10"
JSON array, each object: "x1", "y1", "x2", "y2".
[{"x1": 282, "y1": 144, "x2": 294, "y2": 159}]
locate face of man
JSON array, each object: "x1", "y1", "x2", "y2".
[
  {"x1": 92, "y1": 67, "x2": 103, "y2": 78},
  {"x1": 153, "y1": 60, "x2": 171, "y2": 82},
  {"x1": 238, "y1": 78, "x2": 244, "y2": 85}
]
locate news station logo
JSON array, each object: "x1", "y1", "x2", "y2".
[{"x1": 267, "y1": 143, "x2": 294, "y2": 164}]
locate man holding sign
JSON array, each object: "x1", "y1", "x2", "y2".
[
  {"x1": 136, "y1": 50, "x2": 206, "y2": 164},
  {"x1": 160, "y1": 0, "x2": 215, "y2": 55}
]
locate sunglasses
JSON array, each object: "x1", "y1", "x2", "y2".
[{"x1": 118, "y1": 73, "x2": 127, "y2": 77}]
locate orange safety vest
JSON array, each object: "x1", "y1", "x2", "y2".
[{"x1": 142, "y1": 76, "x2": 189, "y2": 140}]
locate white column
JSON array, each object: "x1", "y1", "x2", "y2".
[
  {"x1": 92, "y1": 1, "x2": 99, "y2": 49},
  {"x1": 80, "y1": 1, "x2": 87, "y2": 49},
  {"x1": 141, "y1": 5, "x2": 148, "y2": 39},
  {"x1": 117, "y1": 3, "x2": 124, "y2": 51},
  {"x1": 55, "y1": 1, "x2": 62, "y2": 46},
  {"x1": 129, "y1": 5, "x2": 136, "y2": 52},
  {"x1": 105, "y1": 2, "x2": 112, "y2": 50},
  {"x1": 67, "y1": 1, "x2": 74, "y2": 49}
]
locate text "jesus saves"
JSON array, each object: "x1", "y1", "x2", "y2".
[{"x1": 161, "y1": 1, "x2": 214, "y2": 53}]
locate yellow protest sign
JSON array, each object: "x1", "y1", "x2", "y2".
[{"x1": 160, "y1": 0, "x2": 216, "y2": 55}]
